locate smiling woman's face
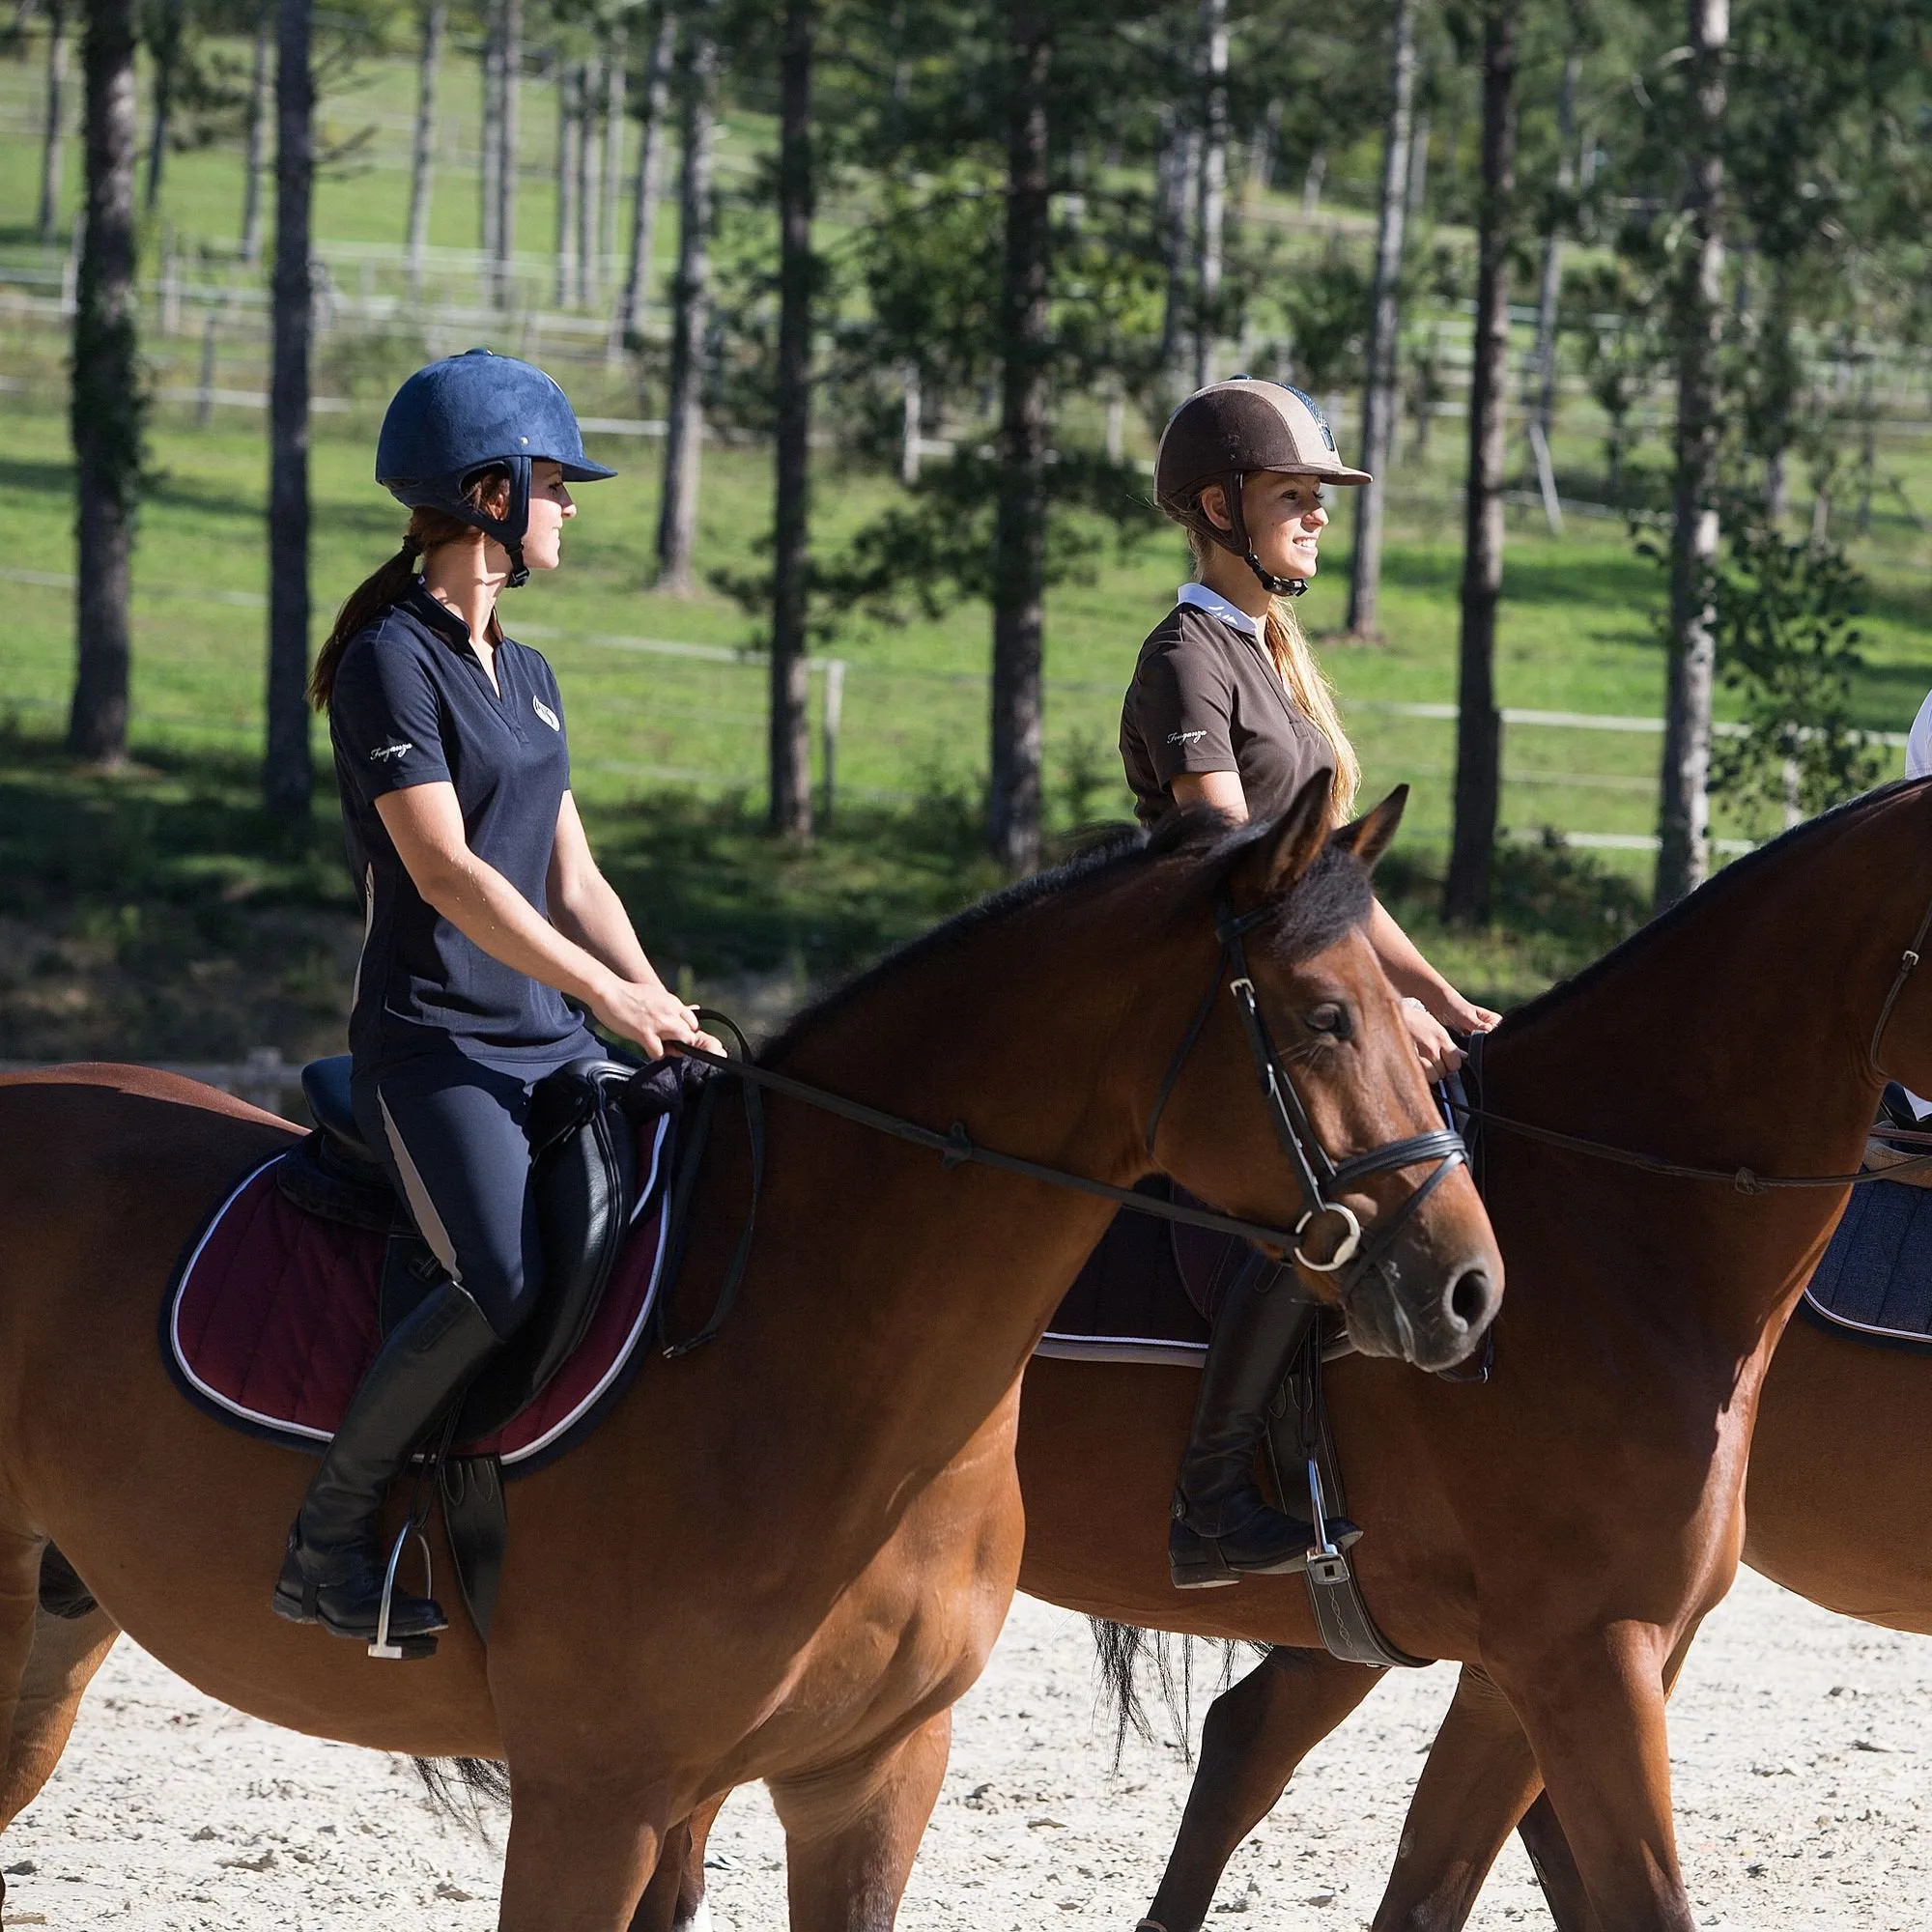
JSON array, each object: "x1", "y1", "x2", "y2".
[{"x1": 1202, "y1": 471, "x2": 1329, "y2": 583}]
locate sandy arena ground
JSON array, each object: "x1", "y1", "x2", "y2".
[{"x1": 4, "y1": 1569, "x2": 1927, "y2": 1930}]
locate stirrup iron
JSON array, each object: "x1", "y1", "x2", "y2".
[
  {"x1": 1305, "y1": 1456, "x2": 1351, "y2": 1586},
  {"x1": 369, "y1": 1522, "x2": 437, "y2": 1662}
]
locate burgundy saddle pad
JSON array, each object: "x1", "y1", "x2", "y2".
[{"x1": 165, "y1": 1115, "x2": 672, "y2": 1471}]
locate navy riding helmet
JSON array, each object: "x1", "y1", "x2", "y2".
[{"x1": 375, "y1": 348, "x2": 615, "y2": 588}]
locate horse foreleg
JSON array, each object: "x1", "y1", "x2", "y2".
[
  {"x1": 628, "y1": 1793, "x2": 725, "y2": 1932},
  {"x1": 768, "y1": 1708, "x2": 952, "y2": 1932},
  {"x1": 1370, "y1": 1662, "x2": 1553, "y2": 1932},
  {"x1": 1143, "y1": 1647, "x2": 1383, "y2": 1932},
  {"x1": 1487, "y1": 1628, "x2": 1692, "y2": 1932},
  {"x1": 497, "y1": 1772, "x2": 671, "y2": 1932}
]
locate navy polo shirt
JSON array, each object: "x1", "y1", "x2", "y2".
[{"x1": 329, "y1": 583, "x2": 591, "y2": 1070}]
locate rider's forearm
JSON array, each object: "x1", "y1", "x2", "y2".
[
  {"x1": 551, "y1": 869, "x2": 658, "y2": 989},
  {"x1": 1368, "y1": 900, "x2": 1456, "y2": 1009},
  {"x1": 412, "y1": 847, "x2": 620, "y2": 1009}
]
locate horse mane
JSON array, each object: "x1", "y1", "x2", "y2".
[
  {"x1": 1498, "y1": 776, "x2": 1932, "y2": 1040},
  {"x1": 762, "y1": 809, "x2": 1375, "y2": 1063}
]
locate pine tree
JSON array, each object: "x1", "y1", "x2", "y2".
[
  {"x1": 69, "y1": 0, "x2": 144, "y2": 766},
  {"x1": 265, "y1": 0, "x2": 314, "y2": 820},
  {"x1": 1443, "y1": 0, "x2": 1518, "y2": 923}
]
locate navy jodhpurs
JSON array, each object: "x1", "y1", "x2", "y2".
[{"x1": 351, "y1": 1040, "x2": 595, "y2": 1341}]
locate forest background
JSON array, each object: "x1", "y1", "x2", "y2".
[{"x1": 0, "y1": 0, "x2": 1928, "y2": 1070}]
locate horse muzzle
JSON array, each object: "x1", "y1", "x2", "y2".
[{"x1": 1337, "y1": 1238, "x2": 1501, "y2": 1372}]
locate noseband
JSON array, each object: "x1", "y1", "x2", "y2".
[{"x1": 1144, "y1": 895, "x2": 1468, "y2": 1296}]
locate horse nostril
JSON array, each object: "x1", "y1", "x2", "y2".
[{"x1": 1448, "y1": 1267, "x2": 1493, "y2": 1331}]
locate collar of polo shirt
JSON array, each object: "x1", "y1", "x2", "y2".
[{"x1": 1177, "y1": 582, "x2": 1263, "y2": 640}]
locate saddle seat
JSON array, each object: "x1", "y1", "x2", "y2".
[{"x1": 301, "y1": 1054, "x2": 368, "y2": 1156}]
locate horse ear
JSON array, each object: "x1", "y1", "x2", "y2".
[
  {"x1": 1232, "y1": 772, "x2": 1335, "y2": 904},
  {"x1": 1330, "y1": 786, "x2": 1408, "y2": 873}
]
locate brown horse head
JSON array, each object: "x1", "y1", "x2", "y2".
[{"x1": 1145, "y1": 776, "x2": 1502, "y2": 1371}]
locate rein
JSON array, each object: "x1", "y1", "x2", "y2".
[
  {"x1": 656, "y1": 891, "x2": 1469, "y2": 1354},
  {"x1": 1450, "y1": 885, "x2": 1932, "y2": 1196}
]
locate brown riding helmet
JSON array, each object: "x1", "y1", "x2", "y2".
[{"x1": 1154, "y1": 379, "x2": 1371, "y2": 595}]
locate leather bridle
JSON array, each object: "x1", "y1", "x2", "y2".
[
  {"x1": 1145, "y1": 895, "x2": 1468, "y2": 1294},
  {"x1": 656, "y1": 892, "x2": 1469, "y2": 1355}
]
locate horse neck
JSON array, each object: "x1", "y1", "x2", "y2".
[
  {"x1": 751, "y1": 866, "x2": 1203, "y2": 1482},
  {"x1": 1488, "y1": 792, "x2": 1926, "y2": 1351}
]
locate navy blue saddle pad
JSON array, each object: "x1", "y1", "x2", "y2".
[
  {"x1": 1802, "y1": 1179, "x2": 1932, "y2": 1354},
  {"x1": 1037, "y1": 1179, "x2": 1261, "y2": 1368}
]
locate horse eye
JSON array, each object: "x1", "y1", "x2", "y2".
[{"x1": 1305, "y1": 1003, "x2": 1350, "y2": 1038}]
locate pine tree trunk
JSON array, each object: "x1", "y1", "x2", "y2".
[
  {"x1": 405, "y1": 0, "x2": 443, "y2": 294},
  {"x1": 1406, "y1": 113, "x2": 1430, "y2": 224},
  {"x1": 554, "y1": 58, "x2": 579, "y2": 307},
  {"x1": 265, "y1": 0, "x2": 313, "y2": 821},
  {"x1": 769, "y1": 0, "x2": 814, "y2": 840},
  {"x1": 1346, "y1": 0, "x2": 1416, "y2": 639},
  {"x1": 987, "y1": 8, "x2": 1052, "y2": 874},
  {"x1": 495, "y1": 0, "x2": 522, "y2": 305},
  {"x1": 68, "y1": 0, "x2": 142, "y2": 766},
  {"x1": 1247, "y1": 97, "x2": 1280, "y2": 198},
  {"x1": 655, "y1": 15, "x2": 715, "y2": 593},
  {"x1": 620, "y1": 7, "x2": 674, "y2": 340},
  {"x1": 1443, "y1": 0, "x2": 1517, "y2": 924},
  {"x1": 577, "y1": 54, "x2": 600, "y2": 307},
  {"x1": 1156, "y1": 108, "x2": 1197, "y2": 408},
  {"x1": 38, "y1": 0, "x2": 70, "y2": 244},
  {"x1": 241, "y1": 0, "x2": 271, "y2": 263},
  {"x1": 1529, "y1": 46, "x2": 1578, "y2": 441},
  {"x1": 601, "y1": 34, "x2": 626, "y2": 281},
  {"x1": 142, "y1": 0, "x2": 181, "y2": 211},
  {"x1": 1654, "y1": 0, "x2": 1727, "y2": 909},
  {"x1": 479, "y1": 7, "x2": 502, "y2": 267},
  {"x1": 1193, "y1": 0, "x2": 1227, "y2": 391}
]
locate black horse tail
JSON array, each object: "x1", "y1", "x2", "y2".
[
  {"x1": 412, "y1": 1755, "x2": 512, "y2": 1828},
  {"x1": 1089, "y1": 1618, "x2": 1268, "y2": 1769}
]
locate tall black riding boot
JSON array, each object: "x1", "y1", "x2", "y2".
[
  {"x1": 1169, "y1": 1262, "x2": 1361, "y2": 1589},
  {"x1": 272, "y1": 1280, "x2": 498, "y2": 1654}
]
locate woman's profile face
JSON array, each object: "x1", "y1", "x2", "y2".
[
  {"x1": 1204, "y1": 471, "x2": 1328, "y2": 582},
  {"x1": 518, "y1": 461, "x2": 577, "y2": 573}
]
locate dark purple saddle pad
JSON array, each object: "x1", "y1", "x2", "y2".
[{"x1": 1037, "y1": 1179, "x2": 1253, "y2": 1367}]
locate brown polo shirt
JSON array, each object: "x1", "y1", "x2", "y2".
[{"x1": 1120, "y1": 596, "x2": 1336, "y2": 829}]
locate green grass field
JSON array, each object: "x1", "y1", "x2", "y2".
[{"x1": 2, "y1": 29, "x2": 1929, "y2": 1059}]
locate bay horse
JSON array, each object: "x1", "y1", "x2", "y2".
[
  {"x1": 0, "y1": 783, "x2": 1497, "y2": 1930},
  {"x1": 595, "y1": 779, "x2": 1932, "y2": 1932},
  {"x1": 1002, "y1": 780, "x2": 1932, "y2": 1932}
]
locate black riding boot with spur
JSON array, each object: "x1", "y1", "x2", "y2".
[
  {"x1": 272, "y1": 1279, "x2": 498, "y2": 1653},
  {"x1": 1169, "y1": 1262, "x2": 1361, "y2": 1589}
]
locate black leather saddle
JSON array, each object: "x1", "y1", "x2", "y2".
[{"x1": 279, "y1": 1053, "x2": 641, "y2": 1442}]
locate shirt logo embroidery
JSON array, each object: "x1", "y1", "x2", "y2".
[
  {"x1": 369, "y1": 742, "x2": 412, "y2": 763},
  {"x1": 1167, "y1": 729, "x2": 1208, "y2": 746},
  {"x1": 532, "y1": 696, "x2": 561, "y2": 732}
]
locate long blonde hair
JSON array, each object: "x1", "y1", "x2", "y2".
[{"x1": 1186, "y1": 533, "x2": 1361, "y2": 819}]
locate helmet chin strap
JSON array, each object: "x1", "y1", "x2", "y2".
[
  {"x1": 1220, "y1": 471, "x2": 1307, "y2": 599},
  {"x1": 455, "y1": 455, "x2": 533, "y2": 589}
]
